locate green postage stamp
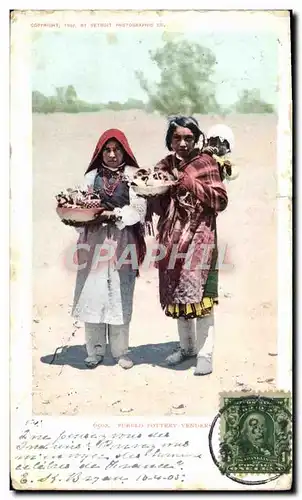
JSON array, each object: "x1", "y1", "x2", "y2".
[{"x1": 219, "y1": 393, "x2": 292, "y2": 476}]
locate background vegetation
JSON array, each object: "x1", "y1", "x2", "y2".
[{"x1": 32, "y1": 40, "x2": 275, "y2": 115}]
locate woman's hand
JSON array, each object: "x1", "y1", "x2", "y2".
[
  {"x1": 93, "y1": 210, "x2": 121, "y2": 223},
  {"x1": 203, "y1": 145, "x2": 219, "y2": 156},
  {"x1": 223, "y1": 159, "x2": 233, "y2": 177}
]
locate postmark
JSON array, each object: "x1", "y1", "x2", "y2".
[{"x1": 209, "y1": 393, "x2": 292, "y2": 485}]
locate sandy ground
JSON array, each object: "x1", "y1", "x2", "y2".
[{"x1": 32, "y1": 111, "x2": 278, "y2": 417}]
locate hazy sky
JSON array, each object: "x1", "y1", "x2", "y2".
[{"x1": 31, "y1": 29, "x2": 279, "y2": 107}]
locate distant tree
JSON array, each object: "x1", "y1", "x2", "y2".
[
  {"x1": 41, "y1": 96, "x2": 57, "y2": 113},
  {"x1": 65, "y1": 85, "x2": 78, "y2": 105},
  {"x1": 136, "y1": 39, "x2": 221, "y2": 115},
  {"x1": 106, "y1": 101, "x2": 123, "y2": 111},
  {"x1": 32, "y1": 90, "x2": 48, "y2": 112},
  {"x1": 32, "y1": 86, "x2": 148, "y2": 114},
  {"x1": 32, "y1": 86, "x2": 103, "y2": 113},
  {"x1": 233, "y1": 89, "x2": 275, "y2": 114},
  {"x1": 122, "y1": 98, "x2": 146, "y2": 110},
  {"x1": 55, "y1": 86, "x2": 66, "y2": 105}
]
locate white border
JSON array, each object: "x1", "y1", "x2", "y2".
[{"x1": 7, "y1": 7, "x2": 294, "y2": 494}]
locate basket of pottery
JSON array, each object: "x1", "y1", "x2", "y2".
[
  {"x1": 55, "y1": 188, "x2": 109, "y2": 225},
  {"x1": 131, "y1": 169, "x2": 175, "y2": 197}
]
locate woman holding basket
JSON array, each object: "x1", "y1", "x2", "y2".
[
  {"x1": 71, "y1": 129, "x2": 147, "y2": 369},
  {"x1": 148, "y1": 116, "x2": 228, "y2": 376}
]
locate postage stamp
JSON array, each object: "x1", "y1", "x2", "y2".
[{"x1": 218, "y1": 393, "x2": 292, "y2": 476}]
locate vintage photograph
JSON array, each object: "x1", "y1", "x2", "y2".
[
  {"x1": 28, "y1": 11, "x2": 288, "y2": 418},
  {"x1": 9, "y1": 9, "x2": 292, "y2": 491}
]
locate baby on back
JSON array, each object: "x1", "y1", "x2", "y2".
[{"x1": 203, "y1": 124, "x2": 239, "y2": 182}]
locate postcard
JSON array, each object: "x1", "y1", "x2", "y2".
[{"x1": 10, "y1": 9, "x2": 292, "y2": 491}]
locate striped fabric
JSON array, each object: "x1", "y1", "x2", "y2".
[{"x1": 165, "y1": 297, "x2": 215, "y2": 319}]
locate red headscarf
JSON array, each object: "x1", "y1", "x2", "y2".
[{"x1": 85, "y1": 129, "x2": 139, "y2": 174}]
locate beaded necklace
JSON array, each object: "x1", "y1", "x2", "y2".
[{"x1": 101, "y1": 163, "x2": 125, "y2": 197}]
